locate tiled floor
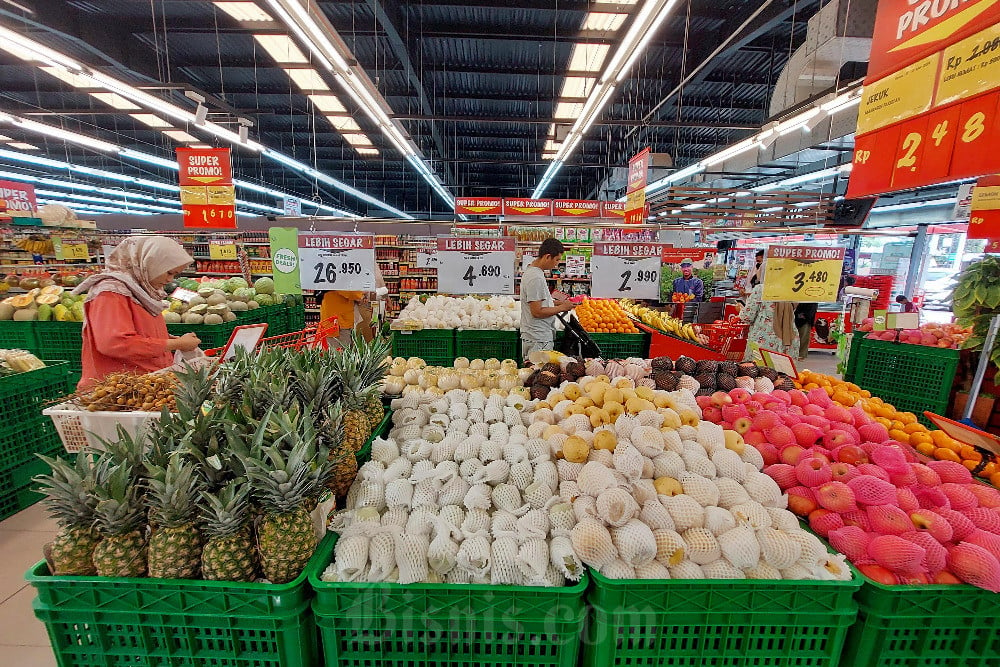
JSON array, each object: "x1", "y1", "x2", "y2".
[{"x1": 0, "y1": 502, "x2": 58, "y2": 667}]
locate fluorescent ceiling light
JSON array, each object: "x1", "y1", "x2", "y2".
[
  {"x1": 254, "y1": 34, "x2": 309, "y2": 64},
  {"x1": 130, "y1": 113, "x2": 172, "y2": 129},
  {"x1": 308, "y1": 94, "x2": 346, "y2": 113},
  {"x1": 355, "y1": 147, "x2": 379, "y2": 156},
  {"x1": 701, "y1": 136, "x2": 761, "y2": 167},
  {"x1": 283, "y1": 68, "x2": 330, "y2": 91},
  {"x1": 774, "y1": 108, "x2": 821, "y2": 135},
  {"x1": 582, "y1": 12, "x2": 628, "y2": 31},
  {"x1": 90, "y1": 92, "x2": 142, "y2": 110},
  {"x1": 614, "y1": 0, "x2": 682, "y2": 82},
  {"x1": 561, "y1": 76, "x2": 597, "y2": 99},
  {"x1": 162, "y1": 130, "x2": 201, "y2": 143},
  {"x1": 1, "y1": 114, "x2": 118, "y2": 152},
  {"x1": 568, "y1": 43, "x2": 611, "y2": 72},
  {"x1": 35, "y1": 188, "x2": 182, "y2": 213},
  {"x1": 0, "y1": 28, "x2": 83, "y2": 70},
  {"x1": 7, "y1": 142, "x2": 38, "y2": 150},
  {"x1": 645, "y1": 162, "x2": 706, "y2": 195},
  {"x1": 0, "y1": 135, "x2": 11, "y2": 141},
  {"x1": 214, "y1": 2, "x2": 274, "y2": 22},
  {"x1": 265, "y1": 0, "x2": 349, "y2": 71}
]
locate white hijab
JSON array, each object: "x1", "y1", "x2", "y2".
[{"x1": 74, "y1": 236, "x2": 193, "y2": 315}]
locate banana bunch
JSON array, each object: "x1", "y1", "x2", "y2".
[
  {"x1": 619, "y1": 299, "x2": 701, "y2": 342},
  {"x1": 15, "y1": 236, "x2": 54, "y2": 254}
]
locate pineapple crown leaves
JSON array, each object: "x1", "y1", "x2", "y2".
[
  {"x1": 172, "y1": 362, "x2": 217, "y2": 414},
  {"x1": 94, "y1": 425, "x2": 146, "y2": 483},
  {"x1": 198, "y1": 480, "x2": 252, "y2": 538},
  {"x1": 33, "y1": 452, "x2": 99, "y2": 529},
  {"x1": 245, "y1": 444, "x2": 319, "y2": 515},
  {"x1": 91, "y1": 457, "x2": 147, "y2": 537},
  {"x1": 144, "y1": 455, "x2": 204, "y2": 529}
]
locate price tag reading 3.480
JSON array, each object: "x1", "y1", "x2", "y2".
[
  {"x1": 590, "y1": 242, "x2": 664, "y2": 299},
  {"x1": 436, "y1": 236, "x2": 515, "y2": 295},
  {"x1": 297, "y1": 233, "x2": 376, "y2": 291},
  {"x1": 762, "y1": 245, "x2": 845, "y2": 302}
]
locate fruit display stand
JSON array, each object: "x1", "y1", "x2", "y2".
[
  {"x1": 310, "y1": 534, "x2": 588, "y2": 667},
  {"x1": 0, "y1": 318, "x2": 37, "y2": 350},
  {"x1": 391, "y1": 328, "x2": 456, "y2": 366},
  {"x1": 844, "y1": 336, "x2": 960, "y2": 427},
  {"x1": 582, "y1": 566, "x2": 861, "y2": 667},
  {"x1": 26, "y1": 533, "x2": 332, "y2": 667},
  {"x1": 455, "y1": 329, "x2": 520, "y2": 362},
  {"x1": 0, "y1": 361, "x2": 73, "y2": 519},
  {"x1": 839, "y1": 575, "x2": 1000, "y2": 667},
  {"x1": 588, "y1": 332, "x2": 649, "y2": 358},
  {"x1": 636, "y1": 322, "x2": 726, "y2": 362}
]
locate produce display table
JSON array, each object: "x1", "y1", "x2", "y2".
[
  {"x1": 845, "y1": 336, "x2": 959, "y2": 426},
  {"x1": 455, "y1": 328, "x2": 520, "y2": 362},
  {"x1": 635, "y1": 322, "x2": 726, "y2": 361},
  {"x1": 391, "y1": 329, "x2": 456, "y2": 366},
  {"x1": 0, "y1": 362, "x2": 73, "y2": 519}
]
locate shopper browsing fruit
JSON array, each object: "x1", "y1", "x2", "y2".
[
  {"x1": 672, "y1": 259, "x2": 704, "y2": 301},
  {"x1": 74, "y1": 236, "x2": 200, "y2": 390},
  {"x1": 739, "y1": 281, "x2": 798, "y2": 361},
  {"x1": 320, "y1": 289, "x2": 365, "y2": 347},
  {"x1": 521, "y1": 237, "x2": 575, "y2": 360}
]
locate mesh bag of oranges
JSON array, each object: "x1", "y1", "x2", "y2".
[
  {"x1": 574, "y1": 298, "x2": 639, "y2": 334},
  {"x1": 796, "y1": 370, "x2": 1000, "y2": 485}
]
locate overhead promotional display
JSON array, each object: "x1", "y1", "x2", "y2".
[
  {"x1": 848, "y1": 2, "x2": 1000, "y2": 197},
  {"x1": 762, "y1": 245, "x2": 846, "y2": 302},
  {"x1": 208, "y1": 239, "x2": 238, "y2": 260},
  {"x1": 268, "y1": 227, "x2": 302, "y2": 295},
  {"x1": 297, "y1": 233, "x2": 375, "y2": 291},
  {"x1": 624, "y1": 147, "x2": 650, "y2": 224},
  {"x1": 435, "y1": 236, "x2": 515, "y2": 295},
  {"x1": 0, "y1": 179, "x2": 36, "y2": 218},
  {"x1": 590, "y1": 241, "x2": 663, "y2": 299},
  {"x1": 176, "y1": 147, "x2": 237, "y2": 229},
  {"x1": 454, "y1": 197, "x2": 503, "y2": 216}
]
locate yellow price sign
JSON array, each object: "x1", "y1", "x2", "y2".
[
  {"x1": 61, "y1": 239, "x2": 89, "y2": 260},
  {"x1": 762, "y1": 246, "x2": 845, "y2": 302},
  {"x1": 209, "y1": 240, "x2": 238, "y2": 260}
]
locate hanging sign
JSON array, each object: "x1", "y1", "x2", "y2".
[
  {"x1": 553, "y1": 199, "x2": 601, "y2": 218},
  {"x1": 177, "y1": 147, "x2": 237, "y2": 229},
  {"x1": 60, "y1": 238, "x2": 89, "y2": 260},
  {"x1": 297, "y1": 233, "x2": 375, "y2": 291},
  {"x1": 0, "y1": 180, "x2": 36, "y2": 218},
  {"x1": 208, "y1": 239, "x2": 238, "y2": 260},
  {"x1": 283, "y1": 197, "x2": 301, "y2": 216},
  {"x1": 624, "y1": 147, "x2": 650, "y2": 224},
  {"x1": 591, "y1": 242, "x2": 663, "y2": 299},
  {"x1": 502, "y1": 199, "x2": 553, "y2": 217},
  {"x1": 269, "y1": 227, "x2": 301, "y2": 295},
  {"x1": 455, "y1": 197, "x2": 503, "y2": 216},
  {"x1": 436, "y1": 236, "x2": 515, "y2": 295},
  {"x1": 762, "y1": 246, "x2": 846, "y2": 302},
  {"x1": 967, "y1": 174, "x2": 1000, "y2": 247}
]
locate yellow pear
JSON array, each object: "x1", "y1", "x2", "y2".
[
  {"x1": 679, "y1": 409, "x2": 700, "y2": 427},
  {"x1": 652, "y1": 393, "x2": 672, "y2": 409},
  {"x1": 566, "y1": 404, "x2": 586, "y2": 416},
  {"x1": 635, "y1": 386, "x2": 655, "y2": 401},
  {"x1": 563, "y1": 435, "x2": 590, "y2": 463},
  {"x1": 654, "y1": 476, "x2": 683, "y2": 496},
  {"x1": 595, "y1": 374, "x2": 611, "y2": 384},
  {"x1": 588, "y1": 384, "x2": 608, "y2": 405},
  {"x1": 604, "y1": 387, "x2": 624, "y2": 405},
  {"x1": 625, "y1": 397, "x2": 647, "y2": 415},
  {"x1": 604, "y1": 401, "x2": 624, "y2": 420},
  {"x1": 621, "y1": 388, "x2": 637, "y2": 403},
  {"x1": 723, "y1": 430, "x2": 746, "y2": 454},
  {"x1": 660, "y1": 409, "x2": 681, "y2": 429},
  {"x1": 613, "y1": 378, "x2": 634, "y2": 389},
  {"x1": 593, "y1": 430, "x2": 618, "y2": 451},
  {"x1": 548, "y1": 390, "x2": 565, "y2": 405},
  {"x1": 563, "y1": 383, "x2": 582, "y2": 400},
  {"x1": 534, "y1": 401, "x2": 552, "y2": 411},
  {"x1": 543, "y1": 424, "x2": 564, "y2": 440},
  {"x1": 576, "y1": 396, "x2": 596, "y2": 409}
]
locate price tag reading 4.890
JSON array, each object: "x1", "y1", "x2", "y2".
[{"x1": 297, "y1": 233, "x2": 375, "y2": 291}]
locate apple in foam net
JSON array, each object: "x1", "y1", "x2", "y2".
[
  {"x1": 779, "y1": 444, "x2": 806, "y2": 466},
  {"x1": 711, "y1": 391, "x2": 733, "y2": 407},
  {"x1": 732, "y1": 416, "x2": 753, "y2": 435},
  {"x1": 836, "y1": 444, "x2": 868, "y2": 465},
  {"x1": 729, "y1": 388, "x2": 752, "y2": 404},
  {"x1": 830, "y1": 462, "x2": 858, "y2": 483},
  {"x1": 786, "y1": 486, "x2": 819, "y2": 515},
  {"x1": 702, "y1": 406, "x2": 723, "y2": 423},
  {"x1": 756, "y1": 441, "x2": 779, "y2": 466}
]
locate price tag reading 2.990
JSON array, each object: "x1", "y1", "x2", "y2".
[
  {"x1": 297, "y1": 233, "x2": 376, "y2": 291},
  {"x1": 590, "y1": 242, "x2": 663, "y2": 299},
  {"x1": 762, "y1": 245, "x2": 845, "y2": 302},
  {"x1": 436, "y1": 236, "x2": 515, "y2": 295}
]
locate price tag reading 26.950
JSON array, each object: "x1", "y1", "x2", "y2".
[
  {"x1": 297, "y1": 233, "x2": 376, "y2": 291},
  {"x1": 762, "y1": 245, "x2": 845, "y2": 302},
  {"x1": 436, "y1": 236, "x2": 515, "y2": 295},
  {"x1": 590, "y1": 242, "x2": 663, "y2": 299}
]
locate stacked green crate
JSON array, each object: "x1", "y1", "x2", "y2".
[
  {"x1": 589, "y1": 332, "x2": 650, "y2": 358},
  {"x1": 455, "y1": 329, "x2": 520, "y2": 361},
  {"x1": 30, "y1": 322, "x2": 83, "y2": 379},
  {"x1": 0, "y1": 362, "x2": 73, "y2": 519},
  {"x1": 391, "y1": 329, "x2": 456, "y2": 366}
]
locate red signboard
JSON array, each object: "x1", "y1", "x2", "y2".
[
  {"x1": 176, "y1": 147, "x2": 236, "y2": 229},
  {"x1": 553, "y1": 199, "x2": 601, "y2": 217},
  {"x1": 849, "y1": 4, "x2": 1000, "y2": 198},
  {"x1": 0, "y1": 180, "x2": 37, "y2": 217},
  {"x1": 624, "y1": 147, "x2": 650, "y2": 224},
  {"x1": 661, "y1": 248, "x2": 716, "y2": 264},
  {"x1": 601, "y1": 201, "x2": 626, "y2": 218},
  {"x1": 455, "y1": 197, "x2": 503, "y2": 216},
  {"x1": 502, "y1": 198, "x2": 553, "y2": 216},
  {"x1": 867, "y1": 0, "x2": 1000, "y2": 82}
]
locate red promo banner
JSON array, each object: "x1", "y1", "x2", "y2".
[
  {"x1": 867, "y1": 0, "x2": 1000, "y2": 82},
  {"x1": 661, "y1": 248, "x2": 716, "y2": 264},
  {"x1": 0, "y1": 179, "x2": 37, "y2": 217},
  {"x1": 437, "y1": 236, "x2": 515, "y2": 252},
  {"x1": 601, "y1": 201, "x2": 626, "y2": 218},
  {"x1": 594, "y1": 242, "x2": 663, "y2": 257},
  {"x1": 624, "y1": 147, "x2": 650, "y2": 224},
  {"x1": 455, "y1": 197, "x2": 503, "y2": 215},
  {"x1": 553, "y1": 199, "x2": 601, "y2": 217},
  {"x1": 176, "y1": 147, "x2": 236, "y2": 229},
  {"x1": 502, "y1": 198, "x2": 553, "y2": 216}
]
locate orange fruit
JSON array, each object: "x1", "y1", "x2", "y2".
[
  {"x1": 909, "y1": 432, "x2": 933, "y2": 447},
  {"x1": 935, "y1": 448, "x2": 962, "y2": 463},
  {"x1": 903, "y1": 423, "x2": 926, "y2": 435},
  {"x1": 889, "y1": 429, "x2": 911, "y2": 444},
  {"x1": 915, "y1": 441, "x2": 936, "y2": 456},
  {"x1": 899, "y1": 412, "x2": 918, "y2": 425},
  {"x1": 959, "y1": 445, "x2": 982, "y2": 462},
  {"x1": 990, "y1": 471, "x2": 1000, "y2": 487},
  {"x1": 930, "y1": 430, "x2": 953, "y2": 447}
]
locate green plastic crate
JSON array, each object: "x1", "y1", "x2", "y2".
[
  {"x1": 0, "y1": 483, "x2": 44, "y2": 521},
  {"x1": 845, "y1": 337, "x2": 959, "y2": 408},
  {"x1": 392, "y1": 329, "x2": 456, "y2": 366},
  {"x1": 0, "y1": 362, "x2": 72, "y2": 438},
  {"x1": 590, "y1": 332, "x2": 650, "y2": 359},
  {"x1": 167, "y1": 320, "x2": 238, "y2": 350},
  {"x1": 455, "y1": 329, "x2": 520, "y2": 362},
  {"x1": 582, "y1": 569, "x2": 861, "y2": 667},
  {"x1": 0, "y1": 320, "x2": 37, "y2": 350},
  {"x1": 840, "y1": 577, "x2": 1000, "y2": 667},
  {"x1": 311, "y1": 534, "x2": 588, "y2": 667},
  {"x1": 287, "y1": 304, "x2": 306, "y2": 332},
  {"x1": 30, "y1": 321, "x2": 83, "y2": 363},
  {"x1": 0, "y1": 419, "x2": 62, "y2": 473},
  {"x1": 26, "y1": 534, "x2": 332, "y2": 667}
]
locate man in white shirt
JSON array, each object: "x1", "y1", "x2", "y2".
[{"x1": 521, "y1": 237, "x2": 575, "y2": 360}]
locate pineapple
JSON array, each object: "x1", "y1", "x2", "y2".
[
  {"x1": 332, "y1": 332, "x2": 390, "y2": 451},
  {"x1": 247, "y1": 433, "x2": 328, "y2": 584},
  {"x1": 91, "y1": 458, "x2": 148, "y2": 578},
  {"x1": 34, "y1": 453, "x2": 101, "y2": 576},
  {"x1": 341, "y1": 394, "x2": 370, "y2": 453},
  {"x1": 146, "y1": 456, "x2": 204, "y2": 579},
  {"x1": 200, "y1": 481, "x2": 257, "y2": 582}
]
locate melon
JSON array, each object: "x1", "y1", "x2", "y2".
[
  {"x1": 36, "y1": 294, "x2": 60, "y2": 306},
  {"x1": 9, "y1": 295, "x2": 34, "y2": 309},
  {"x1": 37, "y1": 304, "x2": 52, "y2": 321},
  {"x1": 253, "y1": 277, "x2": 275, "y2": 294},
  {"x1": 228, "y1": 301, "x2": 248, "y2": 312},
  {"x1": 206, "y1": 293, "x2": 228, "y2": 307},
  {"x1": 227, "y1": 277, "x2": 249, "y2": 292},
  {"x1": 222, "y1": 311, "x2": 237, "y2": 322},
  {"x1": 203, "y1": 313, "x2": 224, "y2": 325},
  {"x1": 232, "y1": 287, "x2": 255, "y2": 302},
  {"x1": 247, "y1": 300, "x2": 260, "y2": 310},
  {"x1": 182, "y1": 312, "x2": 204, "y2": 324},
  {"x1": 187, "y1": 295, "x2": 207, "y2": 307},
  {"x1": 163, "y1": 311, "x2": 182, "y2": 324},
  {"x1": 206, "y1": 304, "x2": 229, "y2": 316},
  {"x1": 40, "y1": 285, "x2": 65, "y2": 296},
  {"x1": 13, "y1": 308, "x2": 37, "y2": 321},
  {"x1": 197, "y1": 288, "x2": 216, "y2": 299},
  {"x1": 188, "y1": 303, "x2": 209, "y2": 315},
  {"x1": 0, "y1": 303, "x2": 13, "y2": 320},
  {"x1": 254, "y1": 293, "x2": 274, "y2": 307}
]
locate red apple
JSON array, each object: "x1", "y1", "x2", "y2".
[
  {"x1": 933, "y1": 571, "x2": 962, "y2": 584},
  {"x1": 787, "y1": 486, "x2": 819, "y2": 515},
  {"x1": 859, "y1": 564, "x2": 899, "y2": 585},
  {"x1": 830, "y1": 462, "x2": 858, "y2": 483},
  {"x1": 732, "y1": 416, "x2": 753, "y2": 435},
  {"x1": 757, "y1": 442, "x2": 779, "y2": 466},
  {"x1": 779, "y1": 444, "x2": 806, "y2": 466},
  {"x1": 711, "y1": 391, "x2": 733, "y2": 407},
  {"x1": 836, "y1": 445, "x2": 869, "y2": 465}
]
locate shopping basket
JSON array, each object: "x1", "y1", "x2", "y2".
[{"x1": 700, "y1": 319, "x2": 750, "y2": 361}]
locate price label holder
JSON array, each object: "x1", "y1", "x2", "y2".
[
  {"x1": 762, "y1": 246, "x2": 845, "y2": 302},
  {"x1": 209, "y1": 240, "x2": 238, "y2": 260},
  {"x1": 590, "y1": 242, "x2": 663, "y2": 299},
  {"x1": 297, "y1": 233, "x2": 376, "y2": 291},
  {"x1": 170, "y1": 287, "x2": 199, "y2": 303},
  {"x1": 216, "y1": 323, "x2": 269, "y2": 361},
  {"x1": 436, "y1": 236, "x2": 515, "y2": 295}
]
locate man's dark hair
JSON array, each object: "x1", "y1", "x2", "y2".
[
  {"x1": 755, "y1": 249, "x2": 765, "y2": 259},
  {"x1": 538, "y1": 237, "x2": 565, "y2": 258},
  {"x1": 895, "y1": 295, "x2": 907, "y2": 303}
]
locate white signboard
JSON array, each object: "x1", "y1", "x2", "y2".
[
  {"x1": 565, "y1": 254, "x2": 587, "y2": 277},
  {"x1": 298, "y1": 233, "x2": 375, "y2": 291},
  {"x1": 436, "y1": 236, "x2": 516, "y2": 295},
  {"x1": 591, "y1": 242, "x2": 663, "y2": 299},
  {"x1": 283, "y1": 197, "x2": 301, "y2": 216},
  {"x1": 416, "y1": 251, "x2": 438, "y2": 268}
]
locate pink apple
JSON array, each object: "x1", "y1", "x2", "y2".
[
  {"x1": 830, "y1": 462, "x2": 858, "y2": 482},
  {"x1": 711, "y1": 391, "x2": 733, "y2": 407},
  {"x1": 757, "y1": 442, "x2": 779, "y2": 466},
  {"x1": 702, "y1": 406, "x2": 723, "y2": 423},
  {"x1": 836, "y1": 445, "x2": 869, "y2": 465},
  {"x1": 729, "y1": 388, "x2": 751, "y2": 404},
  {"x1": 787, "y1": 486, "x2": 819, "y2": 516},
  {"x1": 695, "y1": 395, "x2": 713, "y2": 410},
  {"x1": 779, "y1": 444, "x2": 806, "y2": 466},
  {"x1": 732, "y1": 416, "x2": 753, "y2": 435}
]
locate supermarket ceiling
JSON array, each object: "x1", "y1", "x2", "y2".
[{"x1": 0, "y1": 0, "x2": 851, "y2": 219}]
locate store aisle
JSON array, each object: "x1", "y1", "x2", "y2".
[
  {"x1": 799, "y1": 351, "x2": 841, "y2": 378},
  {"x1": 0, "y1": 503, "x2": 58, "y2": 667}
]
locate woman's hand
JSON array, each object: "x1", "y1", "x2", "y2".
[{"x1": 167, "y1": 332, "x2": 201, "y2": 351}]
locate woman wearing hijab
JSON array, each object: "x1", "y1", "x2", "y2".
[
  {"x1": 739, "y1": 281, "x2": 798, "y2": 361},
  {"x1": 73, "y1": 236, "x2": 201, "y2": 389}
]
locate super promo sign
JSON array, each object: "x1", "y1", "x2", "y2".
[{"x1": 0, "y1": 180, "x2": 37, "y2": 217}]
